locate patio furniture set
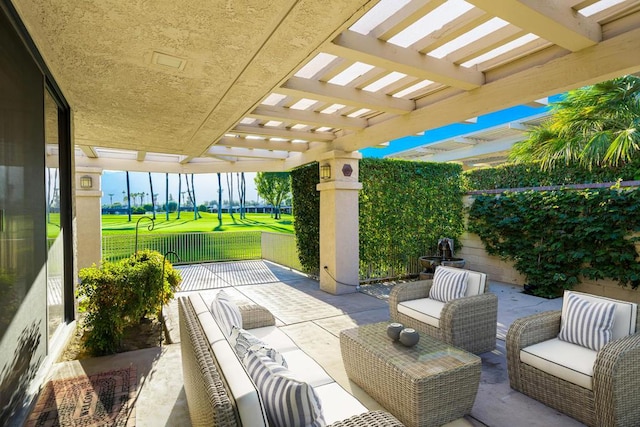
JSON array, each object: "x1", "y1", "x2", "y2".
[{"x1": 179, "y1": 264, "x2": 640, "y2": 427}]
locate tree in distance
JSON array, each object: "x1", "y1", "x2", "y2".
[{"x1": 255, "y1": 172, "x2": 291, "y2": 220}]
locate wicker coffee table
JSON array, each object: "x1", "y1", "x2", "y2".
[{"x1": 340, "y1": 322, "x2": 481, "y2": 427}]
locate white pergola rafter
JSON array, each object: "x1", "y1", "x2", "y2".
[
  {"x1": 248, "y1": 105, "x2": 367, "y2": 130},
  {"x1": 326, "y1": 30, "x2": 485, "y2": 90},
  {"x1": 368, "y1": 0, "x2": 447, "y2": 41},
  {"x1": 216, "y1": 136, "x2": 309, "y2": 152},
  {"x1": 232, "y1": 123, "x2": 335, "y2": 142},
  {"x1": 80, "y1": 145, "x2": 98, "y2": 158},
  {"x1": 206, "y1": 146, "x2": 290, "y2": 160},
  {"x1": 466, "y1": 0, "x2": 602, "y2": 51},
  {"x1": 280, "y1": 76, "x2": 415, "y2": 115}
]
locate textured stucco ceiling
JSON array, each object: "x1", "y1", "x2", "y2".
[
  {"x1": 11, "y1": 0, "x2": 640, "y2": 173},
  {"x1": 13, "y1": 0, "x2": 373, "y2": 157}
]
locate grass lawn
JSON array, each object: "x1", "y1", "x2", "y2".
[{"x1": 101, "y1": 211, "x2": 295, "y2": 235}]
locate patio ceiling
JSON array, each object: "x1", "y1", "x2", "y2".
[{"x1": 14, "y1": 0, "x2": 640, "y2": 173}]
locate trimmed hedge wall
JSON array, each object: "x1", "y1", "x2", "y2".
[
  {"x1": 464, "y1": 160, "x2": 640, "y2": 191},
  {"x1": 468, "y1": 188, "x2": 640, "y2": 298},
  {"x1": 290, "y1": 163, "x2": 320, "y2": 275},
  {"x1": 291, "y1": 159, "x2": 465, "y2": 278}
]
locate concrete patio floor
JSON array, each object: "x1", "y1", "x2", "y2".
[{"x1": 47, "y1": 260, "x2": 585, "y2": 427}]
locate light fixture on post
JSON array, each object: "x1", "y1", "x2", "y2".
[
  {"x1": 320, "y1": 163, "x2": 331, "y2": 180},
  {"x1": 80, "y1": 175, "x2": 92, "y2": 189}
]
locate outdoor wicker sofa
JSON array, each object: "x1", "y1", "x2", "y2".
[
  {"x1": 178, "y1": 292, "x2": 404, "y2": 427},
  {"x1": 389, "y1": 266, "x2": 498, "y2": 354},
  {"x1": 507, "y1": 290, "x2": 640, "y2": 426}
]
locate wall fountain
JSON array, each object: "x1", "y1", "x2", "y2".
[{"x1": 418, "y1": 238, "x2": 465, "y2": 279}]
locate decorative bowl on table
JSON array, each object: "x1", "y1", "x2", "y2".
[
  {"x1": 399, "y1": 328, "x2": 420, "y2": 347},
  {"x1": 386, "y1": 323, "x2": 404, "y2": 341}
]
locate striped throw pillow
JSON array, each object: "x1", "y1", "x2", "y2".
[
  {"x1": 558, "y1": 292, "x2": 616, "y2": 351},
  {"x1": 210, "y1": 290, "x2": 242, "y2": 336},
  {"x1": 245, "y1": 349, "x2": 325, "y2": 427},
  {"x1": 230, "y1": 326, "x2": 288, "y2": 367},
  {"x1": 429, "y1": 267, "x2": 469, "y2": 302}
]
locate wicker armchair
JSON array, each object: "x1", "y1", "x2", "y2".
[
  {"x1": 506, "y1": 291, "x2": 640, "y2": 427},
  {"x1": 389, "y1": 266, "x2": 497, "y2": 354}
]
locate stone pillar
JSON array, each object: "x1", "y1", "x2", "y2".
[
  {"x1": 75, "y1": 167, "x2": 103, "y2": 270},
  {"x1": 316, "y1": 151, "x2": 362, "y2": 294}
]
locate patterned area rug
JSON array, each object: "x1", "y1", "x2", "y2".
[{"x1": 26, "y1": 366, "x2": 137, "y2": 427}]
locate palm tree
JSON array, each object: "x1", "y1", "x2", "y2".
[
  {"x1": 226, "y1": 173, "x2": 234, "y2": 220},
  {"x1": 190, "y1": 174, "x2": 201, "y2": 219},
  {"x1": 148, "y1": 173, "x2": 156, "y2": 220},
  {"x1": 165, "y1": 173, "x2": 170, "y2": 220},
  {"x1": 510, "y1": 75, "x2": 640, "y2": 169},
  {"x1": 177, "y1": 173, "x2": 182, "y2": 219},
  {"x1": 217, "y1": 173, "x2": 223, "y2": 222},
  {"x1": 125, "y1": 172, "x2": 132, "y2": 221}
]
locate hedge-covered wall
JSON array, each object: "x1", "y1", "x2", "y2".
[
  {"x1": 468, "y1": 188, "x2": 640, "y2": 298},
  {"x1": 464, "y1": 159, "x2": 640, "y2": 190},
  {"x1": 290, "y1": 163, "x2": 320, "y2": 275},
  {"x1": 359, "y1": 158, "x2": 464, "y2": 277},
  {"x1": 290, "y1": 159, "x2": 465, "y2": 277}
]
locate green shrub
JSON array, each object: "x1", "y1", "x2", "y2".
[{"x1": 77, "y1": 250, "x2": 181, "y2": 355}]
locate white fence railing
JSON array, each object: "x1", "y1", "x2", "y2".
[{"x1": 102, "y1": 231, "x2": 423, "y2": 281}]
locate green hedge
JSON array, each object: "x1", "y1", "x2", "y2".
[
  {"x1": 468, "y1": 189, "x2": 640, "y2": 297},
  {"x1": 290, "y1": 163, "x2": 320, "y2": 275},
  {"x1": 291, "y1": 159, "x2": 465, "y2": 277},
  {"x1": 464, "y1": 160, "x2": 640, "y2": 191}
]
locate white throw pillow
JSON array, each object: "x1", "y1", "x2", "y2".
[
  {"x1": 558, "y1": 292, "x2": 616, "y2": 351},
  {"x1": 244, "y1": 349, "x2": 325, "y2": 427},
  {"x1": 429, "y1": 267, "x2": 468, "y2": 303},
  {"x1": 210, "y1": 290, "x2": 242, "y2": 336}
]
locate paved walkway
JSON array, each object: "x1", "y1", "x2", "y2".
[{"x1": 47, "y1": 260, "x2": 585, "y2": 427}]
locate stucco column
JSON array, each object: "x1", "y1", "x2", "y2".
[
  {"x1": 75, "y1": 167, "x2": 103, "y2": 270},
  {"x1": 316, "y1": 151, "x2": 362, "y2": 295}
]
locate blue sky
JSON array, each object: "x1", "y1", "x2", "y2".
[{"x1": 360, "y1": 94, "x2": 563, "y2": 158}]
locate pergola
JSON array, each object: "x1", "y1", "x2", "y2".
[
  {"x1": 387, "y1": 111, "x2": 551, "y2": 167},
  {"x1": 14, "y1": 0, "x2": 640, "y2": 292},
  {"x1": 14, "y1": 0, "x2": 640, "y2": 173}
]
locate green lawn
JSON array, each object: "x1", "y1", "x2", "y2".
[{"x1": 101, "y1": 211, "x2": 295, "y2": 235}]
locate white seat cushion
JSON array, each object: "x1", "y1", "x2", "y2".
[
  {"x1": 521, "y1": 338, "x2": 597, "y2": 390},
  {"x1": 189, "y1": 295, "x2": 228, "y2": 346},
  {"x1": 278, "y1": 349, "x2": 334, "y2": 388},
  {"x1": 211, "y1": 340, "x2": 268, "y2": 426},
  {"x1": 314, "y1": 382, "x2": 367, "y2": 425},
  {"x1": 250, "y1": 325, "x2": 299, "y2": 353},
  {"x1": 398, "y1": 297, "x2": 445, "y2": 328}
]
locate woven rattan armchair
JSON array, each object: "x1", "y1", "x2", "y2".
[
  {"x1": 389, "y1": 267, "x2": 497, "y2": 354},
  {"x1": 506, "y1": 291, "x2": 640, "y2": 427}
]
